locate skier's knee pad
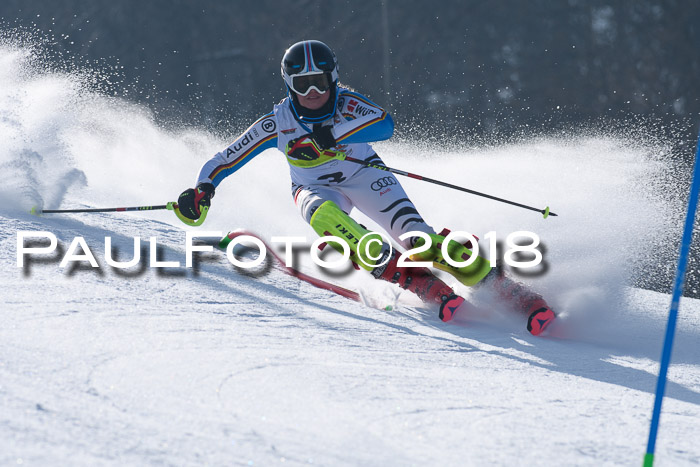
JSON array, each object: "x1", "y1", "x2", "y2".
[
  {"x1": 309, "y1": 200, "x2": 386, "y2": 271},
  {"x1": 411, "y1": 231, "x2": 492, "y2": 286}
]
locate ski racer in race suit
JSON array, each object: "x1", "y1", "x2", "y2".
[{"x1": 178, "y1": 40, "x2": 555, "y2": 334}]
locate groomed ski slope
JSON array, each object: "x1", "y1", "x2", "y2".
[{"x1": 1, "y1": 43, "x2": 699, "y2": 466}]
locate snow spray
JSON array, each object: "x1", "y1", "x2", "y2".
[{"x1": 0, "y1": 37, "x2": 692, "y2": 342}]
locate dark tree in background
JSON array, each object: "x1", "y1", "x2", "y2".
[{"x1": 1, "y1": 0, "x2": 698, "y2": 137}]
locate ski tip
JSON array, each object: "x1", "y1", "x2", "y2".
[
  {"x1": 30, "y1": 206, "x2": 39, "y2": 216},
  {"x1": 527, "y1": 307, "x2": 556, "y2": 336},
  {"x1": 218, "y1": 232, "x2": 234, "y2": 249},
  {"x1": 384, "y1": 305, "x2": 393, "y2": 311}
]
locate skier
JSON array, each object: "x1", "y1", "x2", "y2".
[{"x1": 178, "y1": 40, "x2": 555, "y2": 335}]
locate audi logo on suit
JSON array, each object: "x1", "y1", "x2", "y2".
[{"x1": 371, "y1": 177, "x2": 397, "y2": 191}]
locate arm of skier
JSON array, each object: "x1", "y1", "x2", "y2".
[
  {"x1": 332, "y1": 90, "x2": 394, "y2": 144},
  {"x1": 307, "y1": 91, "x2": 393, "y2": 151},
  {"x1": 177, "y1": 113, "x2": 278, "y2": 220},
  {"x1": 198, "y1": 113, "x2": 279, "y2": 186}
]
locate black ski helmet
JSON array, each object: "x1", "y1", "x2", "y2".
[{"x1": 281, "y1": 40, "x2": 339, "y2": 124}]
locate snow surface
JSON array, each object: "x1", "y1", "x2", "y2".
[{"x1": 1, "y1": 42, "x2": 699, "y2": 466}]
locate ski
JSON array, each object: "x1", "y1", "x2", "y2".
[
  {"x1": 219, "y1": 230, "x2": 363, "y2": 304},
  {"x1": 217, "y1": 230, "x2": 553, "y2": 335}
]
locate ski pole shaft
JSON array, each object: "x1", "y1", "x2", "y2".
[
  {"x1": 31, "y1": 202, "x2": 209, "y2": 226},
  {"x1": 343, "y1": 156, "x2": 557, "y2": 218},
  {"x1": 35, "y1": 205, "x2": 169, "y2": 214}
]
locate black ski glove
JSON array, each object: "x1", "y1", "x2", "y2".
[
  {"x1": 177, "y1": 182, "x2": 215, "y2": 220},
  {"x1": 311, "y1": 125, "x2": 336, "y2": 150}
]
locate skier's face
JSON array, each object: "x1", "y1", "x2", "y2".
[{"x1": 296, "y1": 89, "x2": 330, "y2": 110}]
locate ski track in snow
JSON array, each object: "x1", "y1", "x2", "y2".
[{"x1": 1, "y1": 42, "x2": 699, "y2": 466}]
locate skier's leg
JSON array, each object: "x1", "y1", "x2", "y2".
[
  {"x1": 337, "y1": 160, "x2": 554, "y2": 332},
  {"x1": 338, "y1": 162, "x2": 486, "y2": 287},
  {"x1": 295, "y1": 183, "x2": 386, "y2": 270},
  {"x1": 336, "y1": 162, "x2": 488, "y2": 284},
  {"x1": 293, "y1": 183, "x2": 353, "y2": 224},
  {"x1": 409, "y1": 229, "x2": 492, "y2": 286},
  {"x1": 338, "y1": 161, "x2": 435, "y2": 250},
  {"x1": 308, "y1": 198, "x2": 464, "y2": 320},
  {"x1": 409, "y1": 227, "x2": 555, "y2": 334}
]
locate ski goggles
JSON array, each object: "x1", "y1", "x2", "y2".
[{"x1": 290, "y1": 72, "x2": 331, "y2": 96}]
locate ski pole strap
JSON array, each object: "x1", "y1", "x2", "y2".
[
  {"x1": 168, "y1": 201, "x2": 209, "y2": 226},
  {"x1": 343, "y1": 156, "x2": 557, "y2": 218}
]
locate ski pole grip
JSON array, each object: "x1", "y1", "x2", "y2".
[{"x1": 168, "y1": 202, "x2": 209, "y2": 226}]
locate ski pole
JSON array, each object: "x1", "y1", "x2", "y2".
[
  {"x1": 30, "y1": 202, "x2": 209, "y2": 226},
  {"x1": 342, "y1": 155, "x2": 557, "y2": 218},
  {"x1": 33, "y1": 205, "x2": 169, "y2": 214}
]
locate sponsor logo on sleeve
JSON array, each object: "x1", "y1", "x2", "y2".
[
  {"x1": 226, "y1": 130, "x2": 258, "y2": 158},
  {"x1": 354, "y1": 104, "x2": 376, "y2": 117},
  {"x1": 261, "y1": 118, "x2": 276, "y2": 133}
]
